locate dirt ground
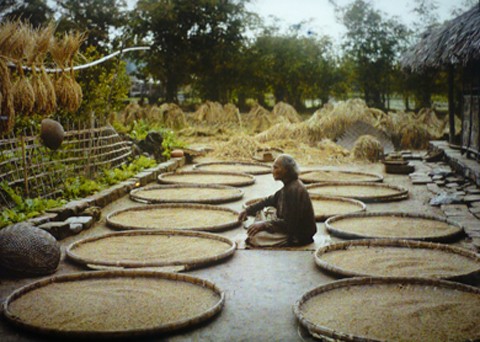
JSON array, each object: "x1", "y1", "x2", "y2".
[{"x1": 0, "y1": 158, "x2": 477, "y2": 341}]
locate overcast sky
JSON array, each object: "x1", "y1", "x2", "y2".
[{"x1": 245, "y1": 0, "x2": 464, "y2": 41}]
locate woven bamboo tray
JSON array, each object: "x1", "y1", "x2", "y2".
[
  {"x1": 129, "y1": 184, "x2": 244, "y2": 204},
  {"x1": 315, "y1": 239, "x2": 480, "y2": 280},
  {"x1": 106, "y1": 203, "x2": 241, "y2": 232},
  {"x1": 3, "y1": 270, "x2": 224, "y2": 338},
  {"x1": 193, "y1": 161, "x2": 271, "y2": 175},
  {"x1": 306, "y1": 181, "x2": 408, "y2": 202},
  {"x1": 325, "y1": 212, "x2": 464, "y2": 242},
  {"x1": 243, "y1": 196, "x2": 366, "y2": 222},
  {"x1": 158, "y1": 170, "x2": 255, "y2": 187},
  {"x1": 300, "y1": 169, "x2": 383, "y2": 184},
  {"x1": 293, "y1": 277, "x2": 480, "y2": 342},
  {"x1": 66, "y1": 230, "x2": 236, "y2": 271}
]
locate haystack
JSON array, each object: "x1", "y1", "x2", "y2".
[
  {"x1": 209, "y1": 133, "x2": 264, "y2": 161},
  {"x1": 159, "y1": 103, "x2": 187, "y2": 130},
  {"x1": 191, "y1": 101, "x2": 241, "y2": 127},
  {"x1": 122, "y1": 102, "x2": 143, "y2": 125},
  {"x1": 255, "y1": 122, "x2": 310, "y2": 143},
  {"x1": 352, "y1": 135, "x2": 384, "y2": 162},
  {"x1": 223, "y1": 103, "x2": 242, "y2": 126},
  {"x1": 244, "y1": 104, "x2": 284, "y2": 132},
  {"x1": 272, "y1": 102, "x2": 302, "y2": 123},
  {"x1": 398, "y1": 122, "x2": 431, "y2": 149}
]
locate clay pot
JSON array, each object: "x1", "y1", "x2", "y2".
[
  {"x1": 171, "y1": 149, "x2": 184, "y2": 158},
  {"x1": 40, "y1": 118, "x2": 65, "y2": 150}
]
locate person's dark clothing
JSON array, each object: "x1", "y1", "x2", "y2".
[{"x1": 245, "y1": 178, "x2": 316, "y2": 245}]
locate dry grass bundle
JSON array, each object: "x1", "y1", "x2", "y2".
[
  {"x1": 31, "y1": 70, "x2": 48, "y2": 113},
  {"x1": 50, "y1": 32, "x2": 85, "y2": 69},
  {"x1": 159, "y1": 103, "x2": 187, "y2": 130},
  {"x1": 255, "y1": 122, "x2": 311, "y2": 143},
  {"x1": 223, "y1": 103, "x2": 242, "y2": 126},
  {"x1": 55, "y1": 73, "x2": 81, "y2": 112},
  {"x1": 352, "y1": 135, "x2": 383, "y2": 162},
  {"x1": 32, "y1": 23, "x2": 54, "y2": 64},
  {"x1": 209, "y1": 133, "x2": 264, "y2": 160},
  {"x1": 40, "y1": 68, "x2": 56, "y2": 114},
  {"x1": 244, "y1": 104, "x2": 280, "y2": 132},
  {"x1": 12, "y1": 73, "x2": 35, "y2": 114},
  {"x1": 144, "y1": 105, "x2": 163, "y2": 123},
  {"x1": 0, "y1": 59, "x2": 14, "y2": 133},
  {"x1": 398, "y1": 122, "x2": 431, "y2": 149},
  {"x1": 272, "y1": 101, "x2": 302, "y2": 123},
  {"x1": 0, "y1": 22, "x2": 17, "y2": 56},
  {"x1": 122, "y1": 102, "x2": 143, "y2": 125},
  {"x1": 193, "y1": 101, "x2": 224, "y2": 123},
  {"x1": 316, "y1": 139, "x2": 351, "y2": 157}
]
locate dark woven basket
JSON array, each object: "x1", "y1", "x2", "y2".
[
  {"x1": 299, "y1": 169, "x2": 383, "y2": 184},
  {"x1": 0, "y1": 223, "x2": 61, "y2": 276},
  {"x1": 315, "y1": 239, "x2": 480, "y2": 281},
  {"x1": 306, "y1": 181, "x2": 408, "y2": 203},
  {"x1": 325, "y1": 211, "x2": 465, "y2": 242},
  {"x1": 193, "y1": 161, "x2": 272, "y2": 175},
  {"x1": 158, "y1": 170, "x2": 255, "y2": 187},
  {"x1": 129, "y1": 184, "x2": 244, "y2": 204},
  {"x1": 293, "y1": 277, "x2": 480, "y2": 342},
  {"x1": 66, "y1": 229, "x2": 236, "y2": 271},
  {"x1": 106, "y1": 203, "x2": 241, "y2": 232},
  {"x1": 3, "y1": 270, "x2": 224, "y2": 339}
]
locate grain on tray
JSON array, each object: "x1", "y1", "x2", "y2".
[
  {"x1": 332, "y1": 216, "x2": 459, "y2": 238},
  {"x1": 72, "y1": 235, "x2": 231, "y2": 264},
  {"x1": 161, "y1": 174, "x2": 249, "y2": 185},
  {"x1": 308, "y1": 184, "x2": 400, "y2": 197},
  {"x1": 301, "y1": 284, "x2": 480, "y2": 342},
  {"x1": 134, "y1": 187, "x2": 237, "y2": 201},
  {"x1": 109, "y1": 207, "x2": 238, "y2": 230},
  {"x1": 319, "y1": 246, "x2": 480, "y2": 278},
  {"x1": 8, "y1": 278, "x2": 220, "y2": 332},
  {"x1": 301, "y1": 170, "x2": 378, "y2": 182},
  {"x1": 311, "y1": 199, "x2": 363, "y2": 217}
]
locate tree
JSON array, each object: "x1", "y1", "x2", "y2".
[
  {"x1": 131, "y1": 0, "x2": 251, "y2": 103},
  {"x1": 337, "y1": 0, "x2": 409, "y2": 109},
  {"x1": 55, "y1": 0, "x2": 128, "y2": 51},
  {"x1": 0, "y1": 0, "x2": 53, "y2": 27}
]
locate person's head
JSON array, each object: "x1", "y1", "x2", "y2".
[{"x1": 272, "y1": 154, "x2": 300, "y2": 181}]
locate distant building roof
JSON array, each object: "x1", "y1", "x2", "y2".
[{"x1": 402, "y1": 4, "x2": 480, "y2": 71}]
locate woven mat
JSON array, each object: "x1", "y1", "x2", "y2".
[{"x1": 234, "y1": 231, "x2": 331, "y2": 251}]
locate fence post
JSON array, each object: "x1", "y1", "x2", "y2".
[{"x1": 20, "y1": 134, "x2": 29, "y2": 197}]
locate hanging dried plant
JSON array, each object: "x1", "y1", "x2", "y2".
[
  {"x1": 0, "y1": 59, "x2": 15, "y2": 133},
  {"x1": 0, "y1": 22, "x2": 17, "y2": 56},
  {"x1": 12, "y1": 70, "x2": 36, "y2": 115},
  {"x1": 40, "y1": 67, "x2": 56, "y2": 114},
  {"x1": 55, "y1": 73, "x2": 81, "y2": 112},
  {"x1": 31, "y1": 68, "x2": 48, "y2": 113}
]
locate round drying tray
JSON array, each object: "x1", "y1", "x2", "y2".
[
  {"x1": 242, "y1": 196, "x2": 366, "y2": 222},
  {"x1": 129, "y1": 184, "x2": 244, "y2": 204},
  {"x1": 310, "y1": 195, "x2": 366, "y2": 221},
  {"x1": 3, "y1": 270, "x2": 224, "y2": 338},
  {"x1": 294, "y1": 277, "x2": 480, "y2": 342},
  {"x1": 67, "y1": 230, "x2": 236, "y2": 271},
  {"x1": 193, "y1": 161, "x2": 271, "y2": 175},
  {"x1": 325, "y1": 212, "x2": 464, "y2": 242},
  {"x1": 315, "y1": 239, "x2": 480, "y2": 281},
  {"x1": 158, "y1": 170, "x2": 255, "y2": 187},
  {"x1": 306, "y1": 181, "x2": 408, "y2": 202},
  {"x1": 299, "y1": 169, "x2": 383, "y2": 184},
  {"x1": 107, "y1": 203, "x2": 240, "y2": 232}
]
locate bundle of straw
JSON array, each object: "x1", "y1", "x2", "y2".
[
  {"x1": 352, "y1": 135, "x2": 384, "y2": 162},
  {"x1": 50, "y1": 32, "x2": 85, "y2": 112}
]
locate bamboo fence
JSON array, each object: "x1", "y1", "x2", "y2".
[{"x1": 0, "y1": 120, "x2": 131, "y2": 208}]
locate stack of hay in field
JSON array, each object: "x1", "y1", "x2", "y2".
[
  {"x1": 157, "y1": 103, "x2": 187, "y2": 130},
  {"x1": 209, "y1": 133, "x2": 264, "y2": 161},
  {"x1": 271, "y1": 102, "x2": 302, "y2": 123},
  {"x1": 352, "y1": 135, "x2": 384, "y2": 162},
  {"x1": 190, "y1": 101, "x2": 241, "y2": 127},
  {"x1": 0, "y1": 20, "x2": 84, "y2": 134}
]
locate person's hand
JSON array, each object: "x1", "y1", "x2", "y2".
[
  {"x1": 247, "y1": 222, "x2": 268, "y2": 237},
  {"x1": 238, "y1": 210, "x2": 248, "y2": 222}
]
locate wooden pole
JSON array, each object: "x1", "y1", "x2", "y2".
[
  {"x1": 448, "y1": 65, "x2": 455, "y2": 144},
  {"x1": 20, "y1": 135, "x2": 29, "y2": 196}
]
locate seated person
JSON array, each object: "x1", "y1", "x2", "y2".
[{"x1": 238, "y1": 154, "x2": 316, "y2": 247}]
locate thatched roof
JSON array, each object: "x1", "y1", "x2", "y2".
[{"x1": 402, "y1": 5, "x2": 480, "y2": 71}]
